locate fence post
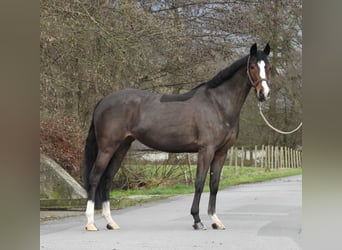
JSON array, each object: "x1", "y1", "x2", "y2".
[
  {"x1": 277, "y1": 146, "x2": 280, "y2": 169},
  {"x1": 266, "y1": 145, "x2": 270, "y2": 171},
  {"x1": 271, "y1": 145, "x2": 274, "y2": 169},
  {"x1": 275, "y1": 146, "x2": 278, "y2": 169},
  {"x1": 280, "y1": 147, "x2": 284, "y2": 168},
  {"x1": 261, "y1": 145, "x2": 264, "y2": 168},
  {"x1": 284, "y1": 147, "x2": 288, "y2": 168},
  {"x1": 234, "y1": 147, "x2": 238, "y2": 176},
  {"x1": 241, "y1": 146, "x2": 244, "y2": 167},
  {"x1": 266, "y1": 145, "x2": 269, "y2": 170},
  {"x1": 264, "y1": 145, "x2": 267, "y2": 169},
  {"x1": 288, "y1": 147, "x2": 291, "y2": 168},
  {"x1": 288, "y1": 148, "x2": 291, "y2": 168},
  {"x1": 234, "y1": 147, "x2": 238, "y2": 167},
  {"x1": 274, "y1": 146, "x2": 276, "y2": 169},
  {"x1": 254, "y1": 145, "x2": 258, "y2": 168}
]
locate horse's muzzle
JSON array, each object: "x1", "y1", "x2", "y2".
[{"x1": 257, "y1": 89, "x2": 269, "y2": 102}]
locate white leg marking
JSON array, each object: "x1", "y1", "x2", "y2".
[
  {"x1": 85, "y1": 200, "x2": 95, "y2": 225},
  {"x1": 257, "y1": 60, "x2": 270, "y2": 97},
  {"x1": 210, "y1": 213, "x2": 226, "y2": 229},
  {"x1": 102, "y1": 201, "x2": 114, "y2": 224},
  {"x1": 102, "y1": 201, "x2": 120, "y2": 229}
]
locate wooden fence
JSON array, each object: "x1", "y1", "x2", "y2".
[
  {"x1": 125, "y1": 145, "x2": 302, "y2": 169},
  {"x1": 227, "y1": 145, "x2": 302, "y2": 169}
]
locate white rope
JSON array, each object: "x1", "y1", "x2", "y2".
[{"x1": 258, "y1": 103, "x2": 302, "y2": 135}]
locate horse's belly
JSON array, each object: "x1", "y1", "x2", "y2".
[{"x1": 132, "y1": 126, "x2": 199, "y2": 153}]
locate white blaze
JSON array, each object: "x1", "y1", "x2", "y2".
[{"x1": 257, "y1": 60, "x2": 270, "y2": 98}]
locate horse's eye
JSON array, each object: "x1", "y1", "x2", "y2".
[{"x1": 250, "y1": 65, "x2": 255, "y2": 70}]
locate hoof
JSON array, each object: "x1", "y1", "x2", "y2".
[
  {"x1": 193, "y1": 222, "x2": 207, "y2": 230},
  {"x1": 85, "y1": 223, "x2": 98, "y2": 231},
  {"x1": 106, "y1": 223, "x2": 120, "y2": 230},
  {"x1": 212, "y1": 223, "x2": 226, "y2": 230}
]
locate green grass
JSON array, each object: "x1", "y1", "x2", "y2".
[{"x1": 110, "y1": 166, "x2": 302, "y2": 198}]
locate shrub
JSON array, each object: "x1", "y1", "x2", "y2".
[{"x1": 40, "y1": 114, "x2": 86, "y2": 182}]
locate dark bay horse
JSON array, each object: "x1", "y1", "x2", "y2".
[{"x1": 83, "y1": 43, "x2": 272, "y2": 231}]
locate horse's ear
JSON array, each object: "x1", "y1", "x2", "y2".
[
  {"x1": 264, "y1": 43, "x2": 271, "y2": 56},
  {"x1": 250, "y1": 43, "x2": 257, "y2": 56}
]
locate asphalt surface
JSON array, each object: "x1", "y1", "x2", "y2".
[{"x1": 40, "y1": 175, "x2": 302, "y2": 250}]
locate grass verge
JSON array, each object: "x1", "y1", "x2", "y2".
[{"x1": 110, "y1": 166, "x2": 302, "y2": 198}]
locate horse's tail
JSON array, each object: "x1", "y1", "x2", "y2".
[{"x1": 82, "y1": 101, "x2": 103, "y2": 209}]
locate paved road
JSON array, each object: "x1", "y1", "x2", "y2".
[{"x1": 40, "y1": 175, "x2": 302, "y2": 250}]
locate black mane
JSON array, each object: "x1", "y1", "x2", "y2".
[{"x1": 160, "y1": 55, "x2": 248, "y2": 102}]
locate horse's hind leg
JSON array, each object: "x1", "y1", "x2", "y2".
[
  {"x1": 85, "y1": 147, "x2": 117, "y2": 231},
  {"x1": 191, "y1": 147, "x2": 215, "y2": 230},
  {"x1": 208, "y1": 148, "x2": 228, "y2": 230},
  {"x1": 101, "y1": 137, "x2": 134, "y2": 230}
]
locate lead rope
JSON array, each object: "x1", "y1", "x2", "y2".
[{"x1": 258, "y1": 102, "x2": 303, "y2": 135}]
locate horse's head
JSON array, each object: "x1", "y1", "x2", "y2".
[{"x1": 247, "y1": 43, "x2": 272, "y2": 102}]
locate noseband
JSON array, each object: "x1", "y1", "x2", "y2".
[{"x1": 246, "y1": 56, "x2": 270, "y2": 88}]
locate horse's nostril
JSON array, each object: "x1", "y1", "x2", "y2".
[{"x1": 258, "y1": 91, "x2": 266, "y2": 101}]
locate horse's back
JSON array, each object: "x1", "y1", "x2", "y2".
[
  {"x1": 92, "y1": 89, "x2": 156, "y2": 137},
  {"x1": 100, "y1": 88, "x2": 157, "y2": 105},
  {"x1": 94, "y1": 88, "x2": 157, "y2": 116}
]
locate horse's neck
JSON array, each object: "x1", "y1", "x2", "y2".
[{"x1": 210, "y1": 68, "x2": 251, "y2": 122}]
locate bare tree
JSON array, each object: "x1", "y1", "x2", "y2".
[{"x1": 41, "y1": 0, "x2": 302, "y2": 147}]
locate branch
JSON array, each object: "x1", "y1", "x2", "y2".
[{"x1": 150, "y1": 0, "x2": 257, "y2": 13}]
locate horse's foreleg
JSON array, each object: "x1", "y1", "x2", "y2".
[
  {"x1": 191, "y1": 147, "x2": 214, "y2": 230},
  {"x1": 208, "y1": 149, "x2": 227, "y2": 230}
]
